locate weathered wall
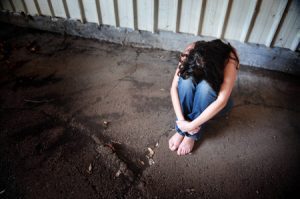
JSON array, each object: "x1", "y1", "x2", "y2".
[{"x1": 0, "y1": 0, "x2": 299, "y2": 75}]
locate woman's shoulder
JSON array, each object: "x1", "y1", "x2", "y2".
[
  {"x1": 228, "y1": 50, "x2": 240, "y2": 70},
  {"x1": 183, "y1": 42, "x2": 196, "y2": 53}
]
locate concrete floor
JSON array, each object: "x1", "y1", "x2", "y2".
[{"x1": 0, "y1": 23, "x2": 299, "y2": 199}]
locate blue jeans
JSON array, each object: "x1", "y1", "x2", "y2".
[{"x1": 175, "y1": 76, "x2": 233, "y2": 141}]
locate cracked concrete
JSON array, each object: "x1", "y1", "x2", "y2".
[{"x1": 0, "y1": 23, "x2": 300, "y2": 199}]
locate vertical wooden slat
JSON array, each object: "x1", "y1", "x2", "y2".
[
  {"x1": 273, "y1": 0, "x2": 300, "y2": 51},
  {"x1": 158, "y1": 0, "x2": 178, "y2": 32},
  {"x1": 24, "y1": 0, "x2": 38, "y2": 15},
  {"x1": 21, "y1": 0, "x2": 28, "y2": 13},
  {"x1": 175, "y1": 0, "x2": 182, "y2": 33},
  {"x1": 99, "y1": 0, "x2": 116, "y2": 26},
  {"x1": 179, "y1": 0, "x2": 202, "y2": 35},
  {"x1": 9, "y1": 0, "x2": 16, "y2": 11},
  {"x1": 12, "y1": 0, "x2": 26, "y2": 12},
  {"x1": 239, "y1": 0, "x2": 258, "y2": 43},
  {"x1": 37, "y1": 0, "x2": 51, "y2": 16},
  {"x1": 248, "y1": 0, "x2": 288, "y2": 46},
  {"x1": 137, "y1": 0, "x2": 155, "y2": 32},
  {"x1": 2, "y1": 0, "x2": 14, "y2": 11},
  {"x1": 33, "y1": 0, "x2": 41, "y2": 15},
  {"x1": 132, "y1": 0, "x2": 138, "y2": 30},
  {"x1": 153, "y1": 0, "x2": 158, "y2": 32},
  {"x1": 47, "y1": 0, "x2": 54, "y2": 16},
  {"x1": 78, "y1": 0, "x2": 86, "y2": 23},
  {"x1": 201, "y1": 0, "x2": 229, "y2": 37},
  {"x1": 113, "y1": 0, "x2": 120, "y2": 27},
  {"x1": 62, "y1": 0, "x2": 70, "y2": 18},
  {"x1": 196, "y1": 0, "x2": 206, "y2": 35},
  {"x1": 117, "y1": 0, "x2": 134, "y2": 29},
  {"x1": 50, "y1": 0, "x2": 66, "y2": 18},
  {"x1": 265, "y1": 0, "x2": 288, "y2": 47},
  {"x1": 222, "y1": 0, "x2": 258, "y2": 42},
  {"x1": 290, "y1": 32, "x2": 299, "y2": 51},
  {"x1": 65, "y1": 0, "x2": 82, "y2": 21},
  {"x1": 95, "y1": 0, "x2": 102, "y2": 25},
  {"x1": 217, "y1": 0, "x2": 229, "y2": 38},
  {"x1": 81, "y1": 0, "x2": 99, "y2": 24}
]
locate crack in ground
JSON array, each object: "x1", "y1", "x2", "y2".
[{"x1": 40, "y1": 108, "x2": 148, "y2": 195}]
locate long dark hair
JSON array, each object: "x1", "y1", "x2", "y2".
[{"x1": 178, "y1": 39, "x2": 239, "y2": 93}]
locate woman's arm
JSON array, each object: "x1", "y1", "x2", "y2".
[
  {"x1": 176, "y1": 53, "x2": 238, "y2": 132},
  {"x1": 170, "y1": 43, "x2": 196, "y2": 120},
  {"x1": 170, "y1": 65, "x2": 200, "y2": 134},
  {"x1": 170, "y1": 67, "x2": 185, "y2": 121}
]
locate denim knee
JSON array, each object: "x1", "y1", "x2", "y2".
[
  {"x1": 196, "y1": 80, "x2": 217, "y2": 99},
  {"x1": 178, "y1": 77, "x2": 196, "y2": 94}
]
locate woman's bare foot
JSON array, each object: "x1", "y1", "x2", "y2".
[
  {"x1": 169, "y1": 133, "x2": 184, "y2": 151},
  {"x1": 177, "y1": 136, "x2": 195, "y2": 155}
]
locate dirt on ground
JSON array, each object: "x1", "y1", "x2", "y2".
[{"x1": 0, "y1": 23, "x2": 300, "y2": 199}]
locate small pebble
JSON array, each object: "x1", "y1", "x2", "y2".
[{"x1": 149, "y1": 158, "x2": 155, "y2": 165}]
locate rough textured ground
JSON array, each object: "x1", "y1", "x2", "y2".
[{"x1": 0, "y1": 23, "x2": 299, "y2": 199}]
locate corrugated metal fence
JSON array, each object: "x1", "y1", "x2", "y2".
[{"x1": 1, "y1": 0, "x2": 299, "y2": 51}]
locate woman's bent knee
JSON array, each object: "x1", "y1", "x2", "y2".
[
  {"x1": 178, "y1": 77, "x2": 196, "y2": 91},
  {"x1": 196, "y1": 80, "x2": 216, "y2": 97}
]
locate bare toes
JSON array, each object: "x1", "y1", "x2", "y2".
[
  {"x1": 177, "y1": 137, "x2": 195, "y2": 155},
  {"x1": 169, "y1": 133, "x2": 184, "y2": 151}
]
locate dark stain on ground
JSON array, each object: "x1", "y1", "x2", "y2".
[
  {"x1": 13, "y1": 73, "x2": 63, "y2": 91},
  {"x1": 7, "y1": 60, "x2": 31, "y2": 70},
  {"x1": 24, "y1": 93, "x2": 66, "y2": 108},
  {"x1": 98, "y1": 112, "x2": 124, "y2": 120},
  {"x1": 0, "y1": 116, "x2": 113, "y2": 198},
  {"x1": 120, "y1": 76, "x2": 154, "y2": 89},
  {"x1": 132, "y1": 95, "x2": 171, "y2": 113},
  {"x1": 0, "y1": 40, "x2": 13, "y2": 61},
  {"x1": 10, "y1": 119, "x2": 57, "y2": 142}
]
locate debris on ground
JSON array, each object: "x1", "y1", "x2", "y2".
[
  {"x1": 115, "y1": 162, "x2": 134, "y2": 182},
  {"x1": 111, "y1": 140, "x2": 121, "y2": 145},
  {"x1": 185, "y1": 188, "x2": 195, "y2": 193},
  {"x1": 88, "y1": 163, "x2": 92, "y2": 174},
  {"x1": 105, "y1": 143, "x2": 115, "y2": 152},
  {"x1": 115, "y1": 169, "x2": 122, "y2": 177},
  {"x1": 147, "y1": 147, "x2": 154, "y2": 158},
  {"x1": 148, "y1": 159, "x2": 155, "y2": 166},
  {"x1": 26, "y1": 41, "x2": 40, "y2": 53},
  {"x1": 24, "y1": 98, "x2": 54, "y2": 104},
  {"x1": 103, "y1": 120, "x2": 110, "y2": 129},
  {"x1": 146, "y1": 147, "x2": 155, "y2": 166},
  {"x1": 138, "y1": 159, "x2": 145, "y2": 165}
]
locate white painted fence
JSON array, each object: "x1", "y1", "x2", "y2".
[{"x1": 1, "y1": 0, "x2": 299, "y2": 51}]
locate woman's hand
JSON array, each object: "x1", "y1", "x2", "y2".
[{"x1": 176, "y1": 120, "x2": 200, "y2": 135}]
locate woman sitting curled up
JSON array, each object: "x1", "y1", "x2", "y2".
[{"x1": 169, "y1": 39, "x2": 240, "y2": 156}]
